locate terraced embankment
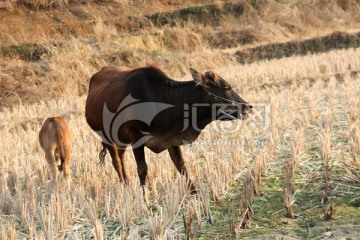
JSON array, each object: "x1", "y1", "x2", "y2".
[{"x1": 1, "y1": 1, "x2": 360, "y2": 108}]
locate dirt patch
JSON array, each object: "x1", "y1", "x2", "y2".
[
  {"x1": 210, "y1": 29, "x2": 258, "y2": 49},
  {"x1": 144, "y1": 3, "x2": 245, "y2": 28},
  {"x1": 241, "y1": 224, "x2": 360, "y2": 240},
  {"x1": 1, "y1": 43, "x2": 48, "y2": 61},
  {"x1": 111, "y1": 2, "x2": 246, "y2": 32},
  {"x1": 235, "y1": 31, "x2": 360, "y2": 64}
]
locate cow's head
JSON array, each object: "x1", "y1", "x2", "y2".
[{"x1": 190, "y1": 68, "x2": 252, "y2": 120}]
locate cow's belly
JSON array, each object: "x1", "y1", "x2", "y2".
[
  {"x1": 145, "y1": 137, "x2": 173, "y2": 153},
  {"x1": 144, "y1": 129, "x2": 201, "y2": 153}
]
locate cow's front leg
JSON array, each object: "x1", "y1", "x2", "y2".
[
  {"x1": 168, "y1": 146, "x2": 197, "y2": 194},
  {"x1": 132, "y1": 146, "x2": 148, "y2": 197}
]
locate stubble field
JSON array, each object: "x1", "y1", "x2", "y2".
[
  {"x1": 0, "y1": 1, "x2": 360, "y2": 239},
  {"x1": 1, "y1": 47, "x2": 360, "y2": 239}
]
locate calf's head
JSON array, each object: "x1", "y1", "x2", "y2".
[{"x1": 190, "y1": 68, "x2": 252, "y2": 120}]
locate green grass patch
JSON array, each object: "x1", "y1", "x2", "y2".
[{"x1": 197, "y1": 163, "x2": 360, "y2": 239}]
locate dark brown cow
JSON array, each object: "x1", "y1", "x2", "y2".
[
  {"x1": 39, "y1": 116, "x2": 72, "y2": 184},
  {"x1": 85, "y1": 66, "x2": 252, "y2": 193}
]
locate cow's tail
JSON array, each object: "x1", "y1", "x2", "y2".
[{"x1": 99, "y1": 143, "x2": 107, "y2": 165}]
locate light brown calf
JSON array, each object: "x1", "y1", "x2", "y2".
[{"x1": 39, "y1": 117, "x2": 71, "y2": 184}]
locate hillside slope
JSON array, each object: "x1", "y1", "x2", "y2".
[{"x1": 1, "y1": 0, "x2": 360, "y2": 108}]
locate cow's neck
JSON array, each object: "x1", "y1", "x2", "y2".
[
  {"x1": 146, "y1": 78, "x2": 216, "y2": 151},
  {"x1": 166, "y1": 80, "x2": 214, "y2": 130}
]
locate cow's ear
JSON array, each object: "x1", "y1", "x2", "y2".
[
  {"x1": 205, "y1": 71, "x2": 216, "y2": 81},
  {"x1": 190, "y1": 68, "x2": 205, "y2": 85}
]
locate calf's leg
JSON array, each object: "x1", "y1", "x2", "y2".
[
  {"x1": 60, "y1": 152, "x2": 71, "y2": 184},
  {"x1": 45, "y1": 150, "x2": 58, "y2": 184}
]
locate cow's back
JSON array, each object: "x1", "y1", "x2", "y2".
[
  {"x1": 85, "y1": 66, "x2": 136, "y2": 131},
  {"x1": 85, "y1": 66, "x2": 181, "y2": 148}
]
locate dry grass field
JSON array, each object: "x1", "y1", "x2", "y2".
[{"x1": 1, "y1": 0, "x2": 360, "y2": 239}]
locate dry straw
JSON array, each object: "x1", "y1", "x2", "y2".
[
  {"x1": 318, "y1": 131, "x2": 332, "y2": 204},
  {"x1": 239, "y1": 171, "x2": 254, "y2": 229},
  {"x1": 341, "y1": 126, "x2": 360, "y2": 181},
  {"x1": 0, "y1": 43, "x2": 360, "y2": 238},
  {"x1": 283, "y1": 157, "x2": 296, "y2": 219}
]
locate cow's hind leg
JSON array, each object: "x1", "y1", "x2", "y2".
[
  {"x1": 132, "y1": 146, "x2": 147, "y2": 197},
  {"x1": 105, "y1": 144, "x2": 128, "y2": 183},
  {"x1": 45, "y1": 150, "x2": 58, "y2": 184},
  {"x1": 118, "y1": 147, "x2": 128, "y2": 182},
  {"x1": 168, "y1": 146, "x2": 197, "y2": 194}
]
